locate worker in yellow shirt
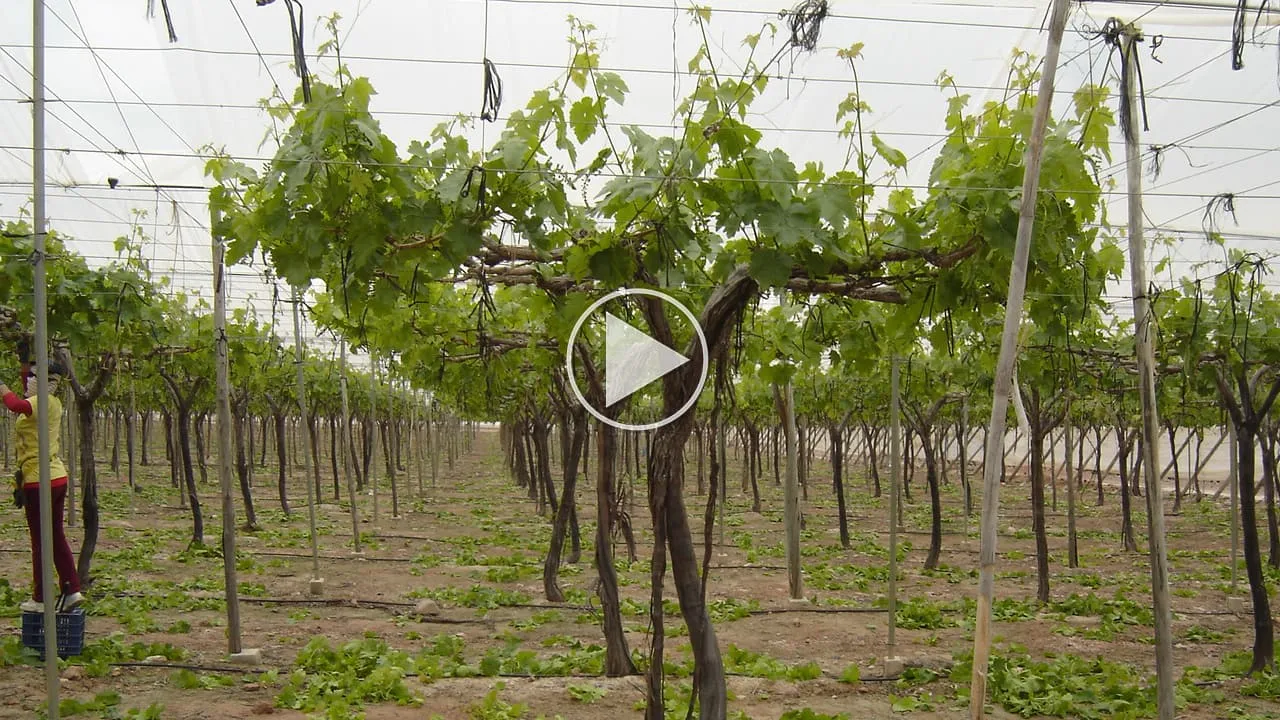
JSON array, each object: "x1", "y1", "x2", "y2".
[{"x1": 1, "y1": 359, "x2": 82, "y2": 612}]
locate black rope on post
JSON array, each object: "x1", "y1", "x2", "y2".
[
  {"x1": 256, "y1": 0, "x2": 312, "y2": 103},
  {"x1": 460, "y1": 165, "x2": 488, "y2": 217},
  {"x1": 146, "y1": 0, "x2": 179, "y2": 42},
  {"x1": 1232, "y1": 0, "x2": 1248, "y2": 70},
  {"x1": 1092, "y1": 19, "x2": 1149, "y2": 145},
  {"x1": 780, "y1": 0, "x2": 828, "y2": 52},
  {"x1": 480, "y1": 59, "x2": 503, "y2": 122}
]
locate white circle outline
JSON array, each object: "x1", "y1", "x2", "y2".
[{"x1": 564, "y1": 288, "x2": 709, "y2": 433}]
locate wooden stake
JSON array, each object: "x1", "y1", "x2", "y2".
[
  {"x1": 968, "y1": 1, "x2": 1071, "y2": 714},
  {"x1": 1229, "y1": 422, "x2": 1239, "y2": 592},
  {"x1": 773, "y1": 371, "x2": 803, "y2": 601},
  {"x1": 370, "y1": 360, "x2": 379, "y2": 526},
  {"x1": 1066, "y1": 421, "x2": 1078, "y2": 568},
  {"x1": 1121, "y1": 27, "x2": 1175, "y2": 720},
  {"x1": 212, "y1": 211, "x2": 242, "y2": 653},
  {"x1": 291, "y1": 288, "x2": 322, "y2": 588},
  {"x1": 64, "y1": 384, "x2": 76, "y2": 526},
  {"x1": 888, "y1": 357, "x2": 901, "y2": 649},
  {"x1": 339, "y1": 338, "x2": 360, "y2": 553}
]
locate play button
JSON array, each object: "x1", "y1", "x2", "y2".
[
  {"x1": 604, "y1": 313, "x2": 690, "y2": 407},
  {"x1": 565, "y1": 288, "x2": 709, "y2": 432}
]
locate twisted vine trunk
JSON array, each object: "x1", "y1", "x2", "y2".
[
  {"x1": 920, "y1": 430, "x2": 943, "y2": 571},
  {"x1": 863, "y1": 422, "x2": 881, "y2": 497},
  {"x1": 1029, "y1": 422, "x2": 1050, "y2": 603},
  {"x1": 232, "y1": 395, "x2": 258, "y2": 530},
  {"x1": 194, "y1": 413, "x2": 208, "y2": 485},
  {"x1": 272, "y1": 408, "x2": 290, "y2": 515},
  {"x1": 329, "y1": 416, "x2": 341, "y2": 501},
  {"x1": 830, "y1": 423, "x2": 849, "y2": 549},
  {"x1": 639, "y1": 267, "x2": 753, "y2": 720},
  {"x1": 1261, "y1": 426, "x2": 1280, "y2": 569},
  {"x1": 72, "y1": 387, "x2": 103, "y2": 586},
  {"x1": 1094, "y1": 425, "x2": 1105, "y2": 506},
  {"x1": 1116, "y1": 424, "x2": 1139, "y2": 553},
  {"x1": 595, "y1": 420, "x2": 637, "y2": 676},
  {"x1": 544, "y1": 406, "x2": 586, "y2": 602},
  {"x1": 1235, "y1": 419, "x2": 1276, "y2": 670},
  {"x1": 161, "y1": 371, "x2": 206, "y2": 544}
]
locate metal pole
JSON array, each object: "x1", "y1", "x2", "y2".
[
  {"x1": 32, "y1": 0, "x2": 60, "y2": 709},
  {"x1": 211, "y1": 210, "x2": 242, "y2": 654},
  {"x1": 888, "y1": 357, "x2": 901, "y2": 649},
  {"x1": 291, "y1": 289, "x2": 322, "y2": 590},
  {"x1": 968, "y1": 0, "x2": 1071, "y2": 714}
]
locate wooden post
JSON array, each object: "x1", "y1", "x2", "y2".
[
  {"x1": 773, "y1": 369, "x2": 803, "y2": 601},
  {"x1": 1121, "y1": 26, "x2": 1175, "y2": 720},
  {"x1": 212, "y1": 212, "x2": 242, "y2": 654},
  {"x1": 1229, "y1": 422, "x2": 1239, "y2": 592},
  {"x1": 1049, "y1": 427, "x2": 1058, "y2": 512},
  {"x1": 292, "y1": 288, "x2": 322, "y2": 593},
  {"x1": 369, "y1": 360, "x2": 379, "y2": 526},
  {"x1": 339, "y1": 338, "x2": 360, "y2": 554},
  {"x1": 1065, "y1": 420, "x2": 1078, "y2": 568},
  {"x1": 430, "y1": 398, "x2": 439, "y2": 489},
  {"x1": 127, "y1": 372, "x2": 136, "y2": 512},
  {"x1": 888, "y1": 357, "x2": 901, "y2": 649},
  {"x1": 411, "y1": 384, "x2": 423, "y2": 498},
  {"x1": 64, "y1": 384, "x2": 76, "y2": 525},
  {"x1": 377, "y1": 361, "x2": 399, "y2": 519},
  {"x1": 718, "y1": 418, "x2": 727, "y2": 547},
  {"x1": 968, "y1": 0, "x2": 1071, "y2": 714}
]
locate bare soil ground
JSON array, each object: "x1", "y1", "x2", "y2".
[{"x1": 0, "y1": 428, "x2": 1275, "y2": 719}]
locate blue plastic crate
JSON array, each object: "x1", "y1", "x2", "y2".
[{"x1": 21, "y1": 608, "x2": 85, "y2": 658}]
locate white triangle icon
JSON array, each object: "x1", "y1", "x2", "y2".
[{"x1": 605, "y1": 312, "x2": 690, "y2": 407}]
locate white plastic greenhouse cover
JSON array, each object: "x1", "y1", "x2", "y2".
[{"x1": 0, "y1": 0, "x2": 1276, "y2": 321}]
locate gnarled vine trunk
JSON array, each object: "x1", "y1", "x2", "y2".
[{"x1": 637, "y1": 267, "x2": 753, "y2": 720}]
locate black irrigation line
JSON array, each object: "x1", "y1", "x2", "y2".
[
  {"x1": 238, "y1": 596, "x2": 414, "y2": 609},
  {"x1": 91, "y1": 662, "x2": 909, "y2": 683},
  {"x1": 107, "y1": 660, "x2": 261, "y2": 674},
  {"x1": 251, "y1": 550, "x2": 416, "y2": 563}
]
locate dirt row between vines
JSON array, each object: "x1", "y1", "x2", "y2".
[{"x1": 0, "y1": 428, "x2": 1273, "y2": 719}]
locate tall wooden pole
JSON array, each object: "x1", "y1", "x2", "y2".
[
  {"x1": 369, "y1": 359, "x2": 379, "y2": 526},
  {"x1": 339, "y1": 338, "x2": 360, "y2": 554},
  {"x1": 967, "y1": 0, "x2": 1071, "y2": 714},
  {"x1": 1065, "y1": 420, "x2": 1079, "y2": 568},
  {"x1": 128, "y1": 371, "x2": 136, "y2": 512},
  {"x1": 32, "y1": 0, "x2": 61, "y2": 710},
  {"x1": 64, "y1": 384, "x2": 75, "y2": 526},
  {"x1": 774, "y1": 371, "x2": 803, "y2": 601},
  {"x1": 292, "y1": 288, "x2": 322, "y2": 593},
  {"x1": 1229, "y1": 422, "x2": 1239, "y2": 591},
  {"x1": 430, "y1": 397, "x2": 439, "y2": 489},
  {"x1": 212, "y1": 210, "x2": 242, "y2": 653},
  {"x1": 888, "y1": 357, "x2": 901, "y2": 649},
  {"x1": 1121, "y1": 27, "x2": 1176, "y2": 720}
]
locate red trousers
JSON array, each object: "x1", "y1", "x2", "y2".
[{"x1": 23, "y1": 482, "x2": 79, "y2": 602}]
